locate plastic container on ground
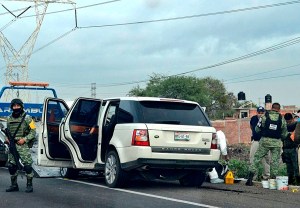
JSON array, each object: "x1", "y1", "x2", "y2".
[
  {"x1": 269, "y1": 179, "x2": 277, "y2": 190},
  {"x1": 262, "y1": 180, "x2": 269, "y2": 189},
  {"x1": 276, "y1": 176, "x2": 288, "y2": 190}
]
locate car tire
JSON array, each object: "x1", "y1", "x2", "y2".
[
  {"x1": 0, "y1": 160, "x2": 6, "y2": 167},
  {"x1": 179, "y1": 171, "x2": 206, "y2": 187},
  {"x1": 105, "y1": 150, "x2": 129, "y2": 188},
  {"x1": 60, "y1": 167, "x2": 79, "y2": 179}
]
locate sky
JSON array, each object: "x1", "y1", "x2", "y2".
[{"x1": 0, "y1": 0, "x2": 300, "y2": 107}]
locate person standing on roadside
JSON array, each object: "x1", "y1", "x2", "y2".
[
  {"x1": 246, "y1": 102, "x2": 288, "y2": 186},
  {"x1": 208, "y1": 129, "x2": 229, "y2": 183},
  {"x1": 295, "y1": 115, "x2": 300, "y2": 143},
  {"x1": 5, "y1": 98, "x2": 36, "y2": 193},
  {"x1": 282, "y1": 113, "x2": 299, "y2": 185},
  {"x1": 249, "y1": 106, "x2": 270, "y2": 180}
]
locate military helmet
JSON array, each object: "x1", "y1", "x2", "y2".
[{"x1": 10, "y1": 98, "x2": 24, "y2": 109}]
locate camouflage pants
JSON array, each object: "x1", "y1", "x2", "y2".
[
  {"x1": 8, "y1": 144, "x2": 33, "y2": 178},
  {"x1": 249, "y1": 138, "x2": 282, "y2": 178},
  {"x1": 282, "y1": 148, "x2": 299, "y2": 177}
]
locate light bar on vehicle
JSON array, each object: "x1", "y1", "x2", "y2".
[{"x1": 9, "y1": 81, "x2": 49, "y2": 87}]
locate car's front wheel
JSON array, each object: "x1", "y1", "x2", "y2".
[{"x1": 105, "y1": 150, "x2": 129, "y2": 188}]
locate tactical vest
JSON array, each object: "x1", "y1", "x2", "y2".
[
  {"x1": 261, "y1": 111, "x2": 282, "y2": 139},
  {"x1": 7, "y1": 113, "x2": 30, "y2": 139}
]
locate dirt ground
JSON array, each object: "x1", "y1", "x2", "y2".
[{"x1": 227, "y1": 143, "x2": 251, "y2": 161}]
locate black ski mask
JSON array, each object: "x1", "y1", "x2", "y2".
[{"x1": 10, "y1": 98, "x2": 24, "y2": 118}]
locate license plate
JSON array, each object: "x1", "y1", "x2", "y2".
[{"x1": 174, "y1": 132, "x2": 190, "y2": 141}]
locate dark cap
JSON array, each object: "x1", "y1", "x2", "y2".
[
  {"x1": 10, "y1": 98, "x2": 24, "y2": 109},
  {"x1": 257, "y1": 106, "x2": 265, "y2": 113}
]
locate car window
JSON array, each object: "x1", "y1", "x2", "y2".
[
  {"x1": 47, "y1": 101, "x2": 68, "y2": 123},
  {"x1": 103, "y1": 101, "x2": 119, "y2": 126},
  {"x1": 138, "y1": 101, "x2": 210, "y2": 126},
  {"x1": 117, "y1": 101, "x2": 136, "y2": 124},
  {"x1": 70, "y1": 99, "x2": 100, "y2": 125}
]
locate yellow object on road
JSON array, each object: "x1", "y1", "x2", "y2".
[{"x1": 225, "y1": 170, "x2": 234, "y2": 184}]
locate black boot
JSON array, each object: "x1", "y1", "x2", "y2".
[
  {"x1": 246, "y1": 172, "x2": 254, "y2": 186},
  {"x1": 295, "y1": 176, "x2": 300, "y2": 186},
  {"x1": 288, "y1": 175, "x2": 296, "y2": 185},
  {"x1": 25, "y1": 177, "x2": 33, "y2": 193},
  {"x1": 6, "y1": 176, "x2": 19, "y2": 192}
]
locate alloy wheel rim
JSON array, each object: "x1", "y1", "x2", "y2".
[
  {"x1": 60, "y1": 167, "x2": 67, "y2": 177},
  {"x1": 105, "y1": 154, "x2": 117, "y2": 184}
]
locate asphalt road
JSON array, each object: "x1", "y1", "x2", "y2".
[{"x1": 1, "y1": 167, "x2": 300, "y2": 208}]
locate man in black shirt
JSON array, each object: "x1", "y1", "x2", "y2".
[
  {"x1": 249, "y1": 106, "x2": 270, "y2": 180},
  {"x1": 282, "y1": 113, "x2": 299, "y2": 185}
]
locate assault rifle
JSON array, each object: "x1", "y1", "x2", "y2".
[{"x1": 0, "y1": 127, "x2": 24, "y2": 170}]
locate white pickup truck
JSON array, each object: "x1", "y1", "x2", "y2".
[{"x1": 38, "y1": 97, "x2": 220, "y2": 188}]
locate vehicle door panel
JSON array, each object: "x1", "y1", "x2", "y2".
[
  {"x1": 38, "y1": 97, "x2": 72, "y2": 167},
  {"x1": 62, "y1": 97, "x2": 102, "y2": 168}
]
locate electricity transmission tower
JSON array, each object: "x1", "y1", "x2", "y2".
[
  {"x1": 0, "y1": 0, "x2": 75, "y2": 101},
  {"x1": 91, "y1": 83, "x2": 96, "y2": 98}
]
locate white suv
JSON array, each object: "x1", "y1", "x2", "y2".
[{"x1": 38, "y1": 97, "x2": 220, "y2": 188}]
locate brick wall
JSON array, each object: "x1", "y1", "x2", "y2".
[
  {"x1": 217, "y1": 108, "x2": 298, "y2": 144},
  {"x1": 212, "y1": 119, "x2": 252, "y2": 144}
]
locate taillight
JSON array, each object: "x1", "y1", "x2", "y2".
[
  {"x1": 211, "y1": 133, "x2": 217, "y2": 149},
  {"x1": 132, "y1": 129, "x2": 150, "y2": 146}
]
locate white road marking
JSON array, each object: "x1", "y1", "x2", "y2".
[{"x1": 59, "y1": 178, "x2": 220, "y2": 208}]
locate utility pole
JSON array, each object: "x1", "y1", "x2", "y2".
[
  {"x1": 91, "y1": 83, "x2": 96, "y2": 98},
  {"x1": 0, "y1": 0, "x2": 75, "y2": 102}
]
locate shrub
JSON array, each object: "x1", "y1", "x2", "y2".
[
  {"x1": 227, "y1": 159, "x2": 249, "y2": 178},
  {"x1": 222, "y1": 159, "x2": 287, "y2": 180},
  {"x1": 225, "y1": 143, "x2": 288, "y2": 180}
]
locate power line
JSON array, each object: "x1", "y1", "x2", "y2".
[
  {"x1": 2, "y1": 1, "x2": 299, "y2": 25},
  {"x1": 224, "y1": 73, "x2": 300, "y2": 84},
  {"x1": 0, "y1": 28, "x2": 76, "y2": 71},
  {"x1": 0, "y1": 1, "x2": 122, "y2": 31},
  {"x1": 77, "y1": 0, "x2": 300, "y2": 29},
  {"x1": 223, "y1": 63, "x2": 300, "y2": 82},
  {"x1": 0, "y1": 1, "x2": 120, "y2": 17},
  {"x1": 2, "y1": 1, "x2": 300, "y2": 87},
  {"x1": 26, "y1": 35, "x2": 300, "y2": 88},
  {"x1": 2, "y1": 0, "x2": 299, "y2": 66},
  {"x1": 175, "y1": 37, "x2": 300, "y2": 76},
  {"x1": 32, "y1": 27, "x2": 76, "y2": 54},
  {"x1": 19, "y1": 0, "x2": 122, "y2": 18},
  {"x1": 2, "y1": 33, "x2": 300, "y2": 86}
]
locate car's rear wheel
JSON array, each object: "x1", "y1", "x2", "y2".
[
  {"x1": 105, "y1": 150, "x2": 129, "y2": 188},
  {"x1": 60, "y1": 167, "x2": 79, "y2": 179},
  {"x1": 179, "y1": 171, "x2": 207, "y2": 187}
]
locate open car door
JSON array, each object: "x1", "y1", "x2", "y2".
[
  {"x1": 38, "y1": 97, "x2": 72, "y2": 167},
  {"x1": 38, "y1": 97, "x2": 102, "y2": 169}
]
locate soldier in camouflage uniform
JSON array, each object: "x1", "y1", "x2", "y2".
[
  {"x1": 5, "y1": 98, "x2": 36, "y2": 193},
  {"x1": 246, "y1": 102, "x2": 288, "y2": 186}
]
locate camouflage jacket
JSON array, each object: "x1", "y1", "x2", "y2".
[
  {"x1": 255, "y1": 110, "x2": 288, "y2": 140},
  {"x1": 6, "y1": 111, "x2": 36, "y2": 144}
]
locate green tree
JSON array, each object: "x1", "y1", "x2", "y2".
[{"x1": 128, "y1": 74, "x2": 237, "y2": 119}]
